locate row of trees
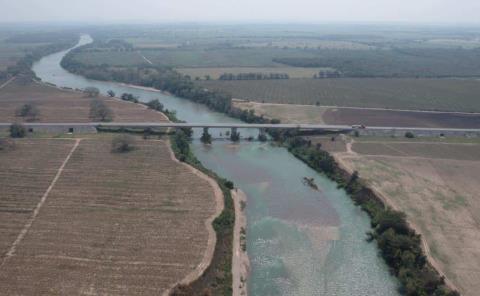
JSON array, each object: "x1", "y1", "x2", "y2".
[
  {"x1": 219, "y1": 72, "x2": 289, "y2": 80},
  {"x1": 284, "y1": 135, "x2": 459, "y2": 296}
]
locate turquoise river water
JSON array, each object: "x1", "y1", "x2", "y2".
[{"x1": 32, "y1": 35, "x2": 400, "y2": 296}]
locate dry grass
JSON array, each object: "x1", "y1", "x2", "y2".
[
  {"x1": 333, "y1": 138, "x2": 480, "y2": 296},
  {"x1": 0, "y1": 138, "x2": 219, "y2": 295},
  {"x1": 0, "y1": 79, "x2": 168, "y2": 123}
]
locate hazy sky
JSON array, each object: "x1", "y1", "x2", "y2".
[{"x1": 1, "y1": 0, "x2": 480, "y2": 24}]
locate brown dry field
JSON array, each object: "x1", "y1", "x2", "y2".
[
  {"x1": 234, "y1": 101, "x2": 480, "y2": 128},
  {"x1": 323, "y1": 108, "x2": 480, "y2": 128},
  {"x1": 0, "y1": 137, "x2": 218, "y2": 295},
  {"x1": 0, "y1": 78, "x2": 168, "y2": 123},
  {"x1": 332, "y1": 137, "x2": 480, "y2": 296}
]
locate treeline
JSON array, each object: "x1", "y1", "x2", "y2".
[
  {"x1": 82, "y1": 39, "x2": 134, "y2": 52},
  {"x1": 219, "y1": 72, "x2": 289, "y2": 80},
  {"x1": 282, "y1": 135, "x2": 459, "y2": 296},
  {"x1": 313, "y1": 70, "x2": 342, "y2": 79},
  {"x1": 170, "y1": 129, "x2": 235, "y2": 296}
]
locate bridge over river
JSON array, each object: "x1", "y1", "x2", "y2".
[{"x1": 1, "y1": 122, "x2": 480, "y2": 138}]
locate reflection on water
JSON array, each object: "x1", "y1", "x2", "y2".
[{"x1": 33, "y1": 35, "x2": 400, "y2": 296}]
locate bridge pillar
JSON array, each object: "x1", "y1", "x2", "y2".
[
  {"x1": 258, "y1": 128, "x2": 267, "y2": 142},
  {"x1": 201, "y1": 127, "x2": 212, "y2": 143},
  {"x1": 230, "y1": 127, "x2": 240, "y2": 142}
]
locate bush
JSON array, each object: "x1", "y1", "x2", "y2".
[
  {"x1": 90, "y1": 99, "x2": 113, "y2": 122},
  {"x1": 111, "y1": 135, "x2": 135, "y2": 153},
  {"x1": 224, "y1": 180, "x2": 234, "y2": 190},
  {"x1": 15, "y1": 103, "x2": 40, "y2": 122},
  {"x1": 9, "y1": 123, "x2": 26, "y2": 138},
  {"x1": 405, "y1": 131, "x2": 415, "y2": 138},
  {"x1": 146, "y1": 99, "x2": 164, "y2": 112},
  {"x1": 84, "y1": 86, "x2": 100, "y2": 97}
]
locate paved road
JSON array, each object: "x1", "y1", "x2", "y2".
[{"x1": 1, "y1": 122, "x2": 480, "y2": 133}]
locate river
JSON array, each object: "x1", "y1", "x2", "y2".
[{"x1": 32, "y1": 35, "x2": 400, "y2": 296}]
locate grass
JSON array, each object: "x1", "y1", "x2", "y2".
[{"x1": 200, "y1": 78, "x2": 480, "y2": 112}]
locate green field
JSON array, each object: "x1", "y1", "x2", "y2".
[{"x1": 199, "y1": 78, "x2": 480, "y2": 112}]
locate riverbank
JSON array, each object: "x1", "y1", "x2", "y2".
[
  {"x1": 164, "y1": 138, "x2": 225, "y2": 296},
  {"x1": 286, "y1": 137, "x2": 460, "y2": 295},
  {"x1": 232, "y1": 189, "x2": 249, "y2": 296}
]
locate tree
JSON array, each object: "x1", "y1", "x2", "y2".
[
  {"x1": 405, "y1": 131, "x2": 415, "y2": 138},
  {"x1": 9, "y1": 123, "x2": 26, "y2": 138},
  {"x1": 111, "y1": 135, "x2": 135, "y2": 153},
  {"x1": 146, "y1": 99, "x2": 164, "y2": 112},
  {"x1": 107, "y1": 90, "x2": 116, "y2": 97},
  {"x1": 84, "y1": 87, "x2": 100, "y2": 97},
  {"x1": 15, "y1": 103, "x2": 39, "y2": 122},
  {"x1": 90, "y1": 99, "x2": 113, "y2": 122}
]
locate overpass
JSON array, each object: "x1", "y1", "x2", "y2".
[{"x1": 1, "y1": 122, "x2": 480, "y2": 138}]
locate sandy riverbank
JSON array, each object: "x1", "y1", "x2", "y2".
[{"x1": 232, "y1": 189, "x2": 250, "y2": 296}]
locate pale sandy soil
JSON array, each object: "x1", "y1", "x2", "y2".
[
  {"x1": 232, "y1": 189, "x2": 249, "y2": 296},
  {"x1": 332, "y1": 138, "x2": 480, "y2": 296},
  {"x1": 233, "y1": 100, "x2": 326, "y2": 124}
]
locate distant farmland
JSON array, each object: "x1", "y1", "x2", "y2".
[
  {"x1": 177, "y1": 67, "x2": 333, "y2": 79},
  {"x1": 201, "y1": 78, "x2": 480, "y2": 112},
  {"x1": 0, "y1": 138, "x2": 219, "y2": 295}
]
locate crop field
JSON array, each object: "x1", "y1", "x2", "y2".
[
  {"x1": 0, "y1": 137, "x2": 219, "y2": 294},
  {"x1": 202, "y1": 78, "x2": 480, "y2": 112},
  {"x1": 322, "y1": 108, "x2": 480, "y2": 128},
  {"x1": 177, "y1": 67, "x2": 332, "y2": 79},
  {"x1": 0, "y1": 79, "x2": 168, "y2": 123},
  {"x1": 0, "y1": 139, "x2": 76, "y2": 258},
  {"x1": 332, "y1": 137, "x2": 480, "y2": 296},
  {"x1": 73, "y1": 47, "x2": 321, "y2": 68},
  {"x1": 234, "y1": 100, "x2": 480, "y2": 128}
]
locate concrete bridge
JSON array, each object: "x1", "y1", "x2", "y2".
[{"x1": 1, "y1": 122, "x2": 480, "y2": 138}]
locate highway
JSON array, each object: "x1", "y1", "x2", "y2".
[{"x1": 1, "y1": 122, "x2": 480, "y2": 133}]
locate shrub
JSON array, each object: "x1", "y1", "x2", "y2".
[
  {"x1": 405, "y1": 131, "x2": 415, "y2": 138},
  {"x1": 146, "y1": 99, "x2": 164, "y2": 112},
  {"x1": 111, "y1": 135, "x2": 135, "y2": 153},
  {"x1": 84, "y1": 86, "x2": 100, "y2": 97},
  {"x1": 15, "y1": 103, "x2": 40, "y2": 122},
  {"x1": 9, "y1": 123, "x2": 26, "y2": 138},
  {"x1": 224, "y1": 180, "x2": 234, "y2": 190},
  {"x1": 90, "y1": 99, "x2": 113, "y2": 122}
]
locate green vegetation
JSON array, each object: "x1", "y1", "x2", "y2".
[
  {"x1": 9, "y1": 123, "x2": 26, "y2": 138},
  {"x1": 83, "y1": 86, "x2": 100, "y2": 97},
  {"x1": 199, "y1": 78, "x2": 480, "y2": 112},
  {"x1": 170, "y1": 130, "x2": 234, "y2": 296},
  {"x1": 219, "y1": 72, "x2": 289, "y2": 80},
  {"x1": 284, "y1": 136, "x2": 459, "y2": 296},
  {"x1": 15, "y1": 103, "x2": 39, "y2": 122},
  {"x1": 89, "y1": 99, "x2": 113, "y2": 122},
  {"x1": 145, "y1": 99, "x2": 164, "y2": 112},
  {"x1": 111, "y1": 134, "x2": 135, "y2": 153}
]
